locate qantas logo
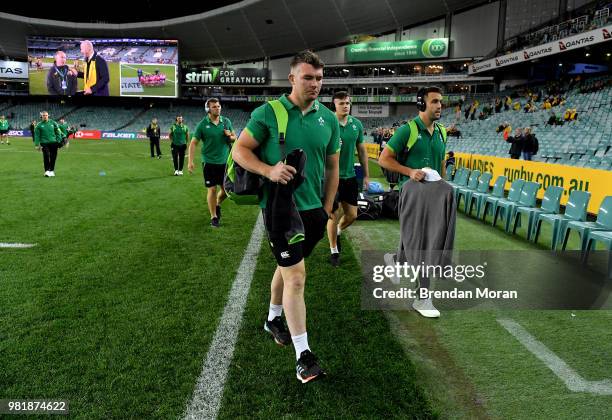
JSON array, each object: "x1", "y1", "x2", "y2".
[
  {"x1": 523, "y1": 46, "x2": 553, "y2": 60},
  {"x1": 559, "y1": 35, "x2": 595, "y2": 51},
  {"x1": 495, "y1": 55, "x2": 519, "y2": 66}
]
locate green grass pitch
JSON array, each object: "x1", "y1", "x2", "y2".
[{"x1": 1, "y1": 138, "x2": 610, "y2": 418}]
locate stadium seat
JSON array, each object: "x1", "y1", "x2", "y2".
[
  {"x1": 448, "y1": 168, "x2": 470, "y2": 195},
  {"x1": 445, "y1": 164, "x2": 454, "y2": 181},
  {"x1": 532, "y1": 190, "x2": 591, "y2": 249},
  {"x1": 496, "y1": 181, "x2": 540, "y2": 233},
  {"x1": 455, "y1": 170, "x2": 481, "y2": 210},
  {"x1": 559, "y1": 196, "x2": 612, "y2": 253},
  {"x1": 583, "y1": 230, "x2": 612, "y2": 279},
  {"x1": 512, "y1": 185, "x2": 563, "y2": 240},
  {"x1": 470, "y1": 175, "x2": 507, "y2": 218},
  {"x1": 488, "y1": 179, "x2": 525, "y2": 228},
  {"x1": 461, "y1": 172, "x2": 492, "y2": 213}
]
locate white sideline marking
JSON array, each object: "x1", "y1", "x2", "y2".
[
  {"x1": 0, "y1": 242, "x2": 36, "y2": 248},
  {"x1": 184, "y1": 213, "x2": 265, "y2": 420},
  {"x1": 498, "y1": 318, "x2": 612, "y2": 395}
]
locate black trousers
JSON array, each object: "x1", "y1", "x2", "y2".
[
  {"x1": 149, "y1": 138, "x2": 161, "y2": 157},
  {"x1": 171, "y1": 144, "x2": 187, "y2": 170},
  {"x1": 42, "y1": 143, "x2": 59, "y2": 171}
]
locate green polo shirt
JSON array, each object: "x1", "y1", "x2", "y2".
[
  {"x1": 244, "y1": 94, "x2": 340, "y2": 211},
  {"x1": 386, "y1": 116, "x2": 446, "y2": 187},
  {"x1": 338, "y1": 115, "x2": 364, "y2": 179},
  {"x1": 34, "y1": 120, "x2": 62, "y2": 146},
  {"x1": 193, "y1": 115, "x2": 234, "y2": 164},
  {"x1": 0, "y1": 119, "x2": 8, "y2": 131},
  {"x1": 58, "y1": 122, "x2": 69, "y2": 138},
  {"x1": 170, "y1": 123, "x2": 189, "y2": 146}
]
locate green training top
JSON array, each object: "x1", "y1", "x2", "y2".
[
  {"x1": 337, "y1": 115, "x2": 364, "y2": 179},
  {"x1": 34, "y1": 120, "x2": 62, "y2": 146},
  {"x1": 170, "y1": 122, "x2": 189, "y2": 146},
  {"x1": 193, "y1": 115, "x2": 234, "y2": 164}
]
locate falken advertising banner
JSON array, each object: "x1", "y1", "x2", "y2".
[
  {"x1": 182, "y1": 67, "x2": 269, "y2": 86},
  {"x1": 345, "y1": 38, "x2": 449, "y2": 62},
  {"x1": 469, "y1": 25, "x2": 612, "y2": 74}
]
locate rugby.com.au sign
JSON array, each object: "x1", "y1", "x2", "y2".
[{"x1": 345, "y1": 38, "x2": 449, "y2": 63}]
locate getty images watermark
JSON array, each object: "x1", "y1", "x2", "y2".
[
  {"x1": 360, "y1": 251, "x2": 611, "y2": 310},
  {"x1": 371, "y1": 260, "x2": 517, "y2": 300}
]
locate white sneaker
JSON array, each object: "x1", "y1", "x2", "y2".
[
  {"x1": 383, "y1": 253, "x2": 400, "y2": 284},
  {"x1": 44, "y1": 171, "x2": 50, "y2": 177},
  {"x1": 412, "y1": 297, "x2": 440, "y2": 318},
  {"x1": 48, "y1": 171, "x2": 55, "y2": 177},
  {"x1": 178, "y1": 170, "x2": 183, "y2": 176},
  {"x1": 173, "y1": 170, "x2": 178, "y2": 176}
]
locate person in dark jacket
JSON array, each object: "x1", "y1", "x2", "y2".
[
  {"x1": 146, "y1": 118, "x2": 162, "y2": 158},
  {"x1": 70, "y1": 40, "x2": 110, "y2": 96},
  {"x1": 46, "y1": 51, "x2": 78, "y2": 96},
  {"x1": 506, "y1": 128, "x2": 524, "y2": 159},
  {"x1": 522, "y1": 127, "x2": 538, "y2": 161},
  {"x1": 30, "y1": 120, "x2": 37, "y2": 143}
]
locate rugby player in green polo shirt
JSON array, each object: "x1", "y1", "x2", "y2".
[
  {"x1": 233, "y1": 50, "x2": 340, "y2": 383},
  {"x1": 378, "y1": 86, "x2": 447, "y2": 319},
  {"x1": 188, "y1": 98, "x2": 236, "y2": 227},
  {"x1": 0, "y1": 115, "x2": 10, "y2": 145},
  {"x1": 34, "y1": 111, "x2": 63, "y2": 177},
  {"x1": 327, "y1": 91, "x2": 369, "y2": 267},
  {"x1": 169, "y1": 115, "x2": 189, "y2": 176}
]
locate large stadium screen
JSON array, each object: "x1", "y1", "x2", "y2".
[{"x1": 27, "y1": 37, "x2": 179, "y2": 98}]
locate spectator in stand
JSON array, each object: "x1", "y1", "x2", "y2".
[
  {"x1": 447, "y1": 124, "x2": 462, "y2": 138},
  {"x1": 504, "y1": 96, "x2": 512, "y2": 111},
  {"x1": 506, "y1": 128, "x2": 524, "y2": 159},
  {"x1": 454, "y1": 105, "x2": 461, "y2": 122},
  {"x1": 542, "y1": 98, "x2": 552, "y2": 110},
  {"x1": 547, "y1": 112, "x2": 562, "y2": 126},
  {"x1": 446, "y1": 151, "x2": 456, "y2": 169},
  {"x1": 522, "y1": 127, "x2": 538, "y2": 161},
  {"x1": 564, "y1": 108, "x2": 572, "y2": 122},
  {"x1": 513, "y1": 101, "x2": 521, "y2": 111},
  {"x1": 570, "y1": 108, "x2": 578, "y2": 121},
  {"x1": 496, "y1": 121, "x2": 510, "y2": 134},
  {"x1": 464, "y1": 104, "x2": 470, "y2": 120},
  {"x1": 495, "y1": 98, "x2": 502, "y2": 113}
]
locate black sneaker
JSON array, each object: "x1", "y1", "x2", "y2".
[
  {"x1": 296, "y1": 350, "x2": 326, "y2": 384},
  {"x1": 336, "y1": 234, "x2": 342, "y2": 253},
  {"x1": 263, "y1": 316, "x2": 291, "y2": 346},
  {"x1": 210, "y1": 217, "x2": 220, "y2": 228},
  {"x1": 216, "y1": 205, "x2": 222, "y2": 220},
  {"x1": 329, "y1": 252, "x2": 340, "y2": 267}
]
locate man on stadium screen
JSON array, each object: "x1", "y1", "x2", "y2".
[
  {"x1": 378, "y1": 86, "x2": 453, "y2": 319},
  {"x1": 46, "y1": 51, "x2": 77, "y2": 96},
  {"x1": 70, "y1": 40, "x2": 110, "y2": 96},
  {"x1": 0, "y1": 115, "x2": 10, "y2": 145},
  {"x1": 232, "y1": 50, "x2": 340, "y2": 383},
  {"x1": 188, "y1": 98, "x2": 236, "y2": 228},
  {"x1": 326, "y1": 90, "x2": 368, "y2": 267}
]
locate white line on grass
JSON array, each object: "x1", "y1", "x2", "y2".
[
  {"x1": 0, "y1": 243, "x2": 37, "y2": 248},
  {"x1": 184, "y1": 213, "x2": 265, "y2": 420},
  {"x1": 498, "y1": 318, "x2": 612, "y2": 395}
]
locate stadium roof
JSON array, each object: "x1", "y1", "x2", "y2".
[{"x1": 0, "y1": 0, "x2": 489, "y2": 63}]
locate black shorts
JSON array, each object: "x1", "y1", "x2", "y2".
[
  {"x1": 0, "y1": 130, "x2": 8, "y2": 135},
  {"x1": 333, "y1": 177, "x2": 359, "y2": 211},
  {"x1": 264, "y1": 207, "x2": 329, "y2": 267},
  {"x1": 203, "y1": 163, "x2": 226, "y2": 187}
]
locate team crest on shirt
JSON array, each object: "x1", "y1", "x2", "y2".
[
  {"x1": 339, "y1": 138, "x2": 343, "y2": 147},
  {"x1": 352, "y1": 124, "x2": 357, "y2": 131},
  {"x1": 206, "y1": 125, "x2": 210, "y2": 129},
  {"x1": 318, "y1": 117, "x2": 325, "y2": 126}
]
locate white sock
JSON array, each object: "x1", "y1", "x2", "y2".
[
  {"x1": 337, "y1": 226, "x2": 342, "y2": 236},
  {"x1": 267, "y1": 304, "x2": 282, "y2": 321},
  {"x1": 292, "y1": 332, "x2": 310, "y2": 360},
  {"x1": 330, "y1": 246, "x2": 338, "y2": 254}
]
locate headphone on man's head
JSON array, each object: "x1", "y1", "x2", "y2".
[
  {"x1": 205, "y1": 98, "x2": 212, "y2": 113},
  {"x1": 416, "y1": 88, "x2": 427, "y2": 112}
]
